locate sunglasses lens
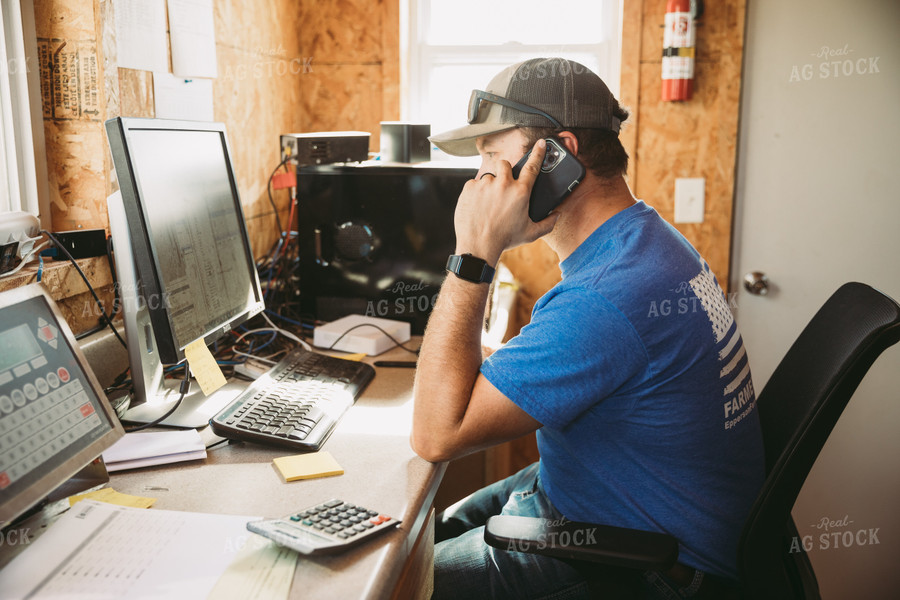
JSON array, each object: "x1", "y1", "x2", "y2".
[{"x1": 467, "y1": 91, "x2": 482, "y2": 123}]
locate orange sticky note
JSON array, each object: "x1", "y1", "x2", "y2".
[
  {"x1": 184, "y1": 339, "x2": 226, "y2": 396},
  {"x1": 273, "y1": 451, "x2": 344, "y2": 482}
]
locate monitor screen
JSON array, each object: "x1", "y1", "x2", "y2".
[
  {"x1": 105, "y1": 118, "x2": 264, "y2": 365},
  {"x1": 0, "y1": 285, "x2": 124, "y2": 527}
]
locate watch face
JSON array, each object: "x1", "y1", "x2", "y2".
[{"x1": 456, "y1": 255, "x2": 487, "y2": 282}]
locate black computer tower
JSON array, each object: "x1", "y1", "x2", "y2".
[{"x1": 296, "y1": 164, "x2": 476, "y2": 334}]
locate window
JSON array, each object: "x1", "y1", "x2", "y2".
[
  {"x1": 0, "y1": 0, "x2": 49, "y2": 223},
  {"x1": 404, "y1": 0, "x2": 622, "y2": 154}
]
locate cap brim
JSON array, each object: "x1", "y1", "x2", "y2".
[{"x1": 428, "y1": 122, "x2": 518, "y2": 157}]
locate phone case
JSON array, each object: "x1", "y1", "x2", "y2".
[{"x1": 512, "y1": 138, "x2": 586, "y2": 222}]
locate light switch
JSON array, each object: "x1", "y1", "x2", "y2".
[{"x1": 674, "y1": 178, "x2": 705, "y2": 223}]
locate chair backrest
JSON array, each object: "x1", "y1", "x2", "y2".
[{"x1": 738, "y1": 282, "x2": 900, "y2": 599}]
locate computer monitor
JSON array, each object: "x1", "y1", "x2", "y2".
[
  {"x1": 105, "y1": 118, "x2": 265, "y2": 427},
  {"x1": 296, "y1": 164, "x2": 476, "y2": 334},
  {"x1": 0, "y1": 285, "x2": 124, "y2": 528}
]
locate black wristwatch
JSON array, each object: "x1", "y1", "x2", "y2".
[{"x1": 446, "y1": 253, "x2": 495, "y2": 284}]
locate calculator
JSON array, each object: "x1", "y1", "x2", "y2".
[{"x1": 247, "y1": 499, "x2": 400, "y2": 555}]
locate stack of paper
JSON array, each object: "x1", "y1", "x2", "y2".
[
  {"x1": 102, "y1": 430, "x2": 206, "y2": 472},
  {"x1": 0, "y1": 500, "x2": 297, "y2": 600}
]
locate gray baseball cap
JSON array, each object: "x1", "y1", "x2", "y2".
[{"x1": 429, "y1": 57, "x2": 622, "y2": 157}]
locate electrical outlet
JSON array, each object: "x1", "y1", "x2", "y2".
[{"x1": 674, "y1": 178, "x2": 705, "y2": 223}]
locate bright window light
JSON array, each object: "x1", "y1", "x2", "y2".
[
  {"x1": 405, "y1": 0, "x2": 621, "y2": 159},
  {"x1": 425, "y1": 0, "x2": 609, "y2": 46}
]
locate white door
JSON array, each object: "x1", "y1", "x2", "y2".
[{"x1": 731, "y1": 0, "x2": 900, "y2": 597}]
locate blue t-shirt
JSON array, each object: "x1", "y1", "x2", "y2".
[{"x1": 481, "y1": 201, "x2": 765, "y2": 579}]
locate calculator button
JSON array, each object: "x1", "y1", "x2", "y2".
[{"x1": 46, "y1": 372, "x2": 60, "y2": 388}]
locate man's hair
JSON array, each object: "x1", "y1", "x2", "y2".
[{"x1": 519, "y1": 105, "x2": 630, "y2": 180}]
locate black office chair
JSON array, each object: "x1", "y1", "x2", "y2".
[{"x1": 484, "y1": 282, "x2": 900, "y2": 599}]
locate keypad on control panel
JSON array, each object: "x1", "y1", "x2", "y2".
[{"x1": 0, "y1": 368, "x2": 101, "y2": 491}]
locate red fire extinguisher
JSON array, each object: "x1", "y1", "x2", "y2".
[{"x1": 662, "y1": 0, "x2": 697, "y2": 101}]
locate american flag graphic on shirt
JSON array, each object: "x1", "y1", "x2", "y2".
[{"x1": 689, "y1": 267, "x2": 756, "y2": 430}]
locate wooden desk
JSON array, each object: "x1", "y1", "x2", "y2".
[{"x1": 5, "y1": 342, "x2": 444, "y2": 599}]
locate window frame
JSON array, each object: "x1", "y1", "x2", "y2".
[{"x1": 0, "y1": 0, "x2": 49, "y2": 225}]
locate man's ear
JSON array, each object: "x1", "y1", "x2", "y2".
[{"x1": 556, "y1": 131, "x2": 579, "y2": 156}]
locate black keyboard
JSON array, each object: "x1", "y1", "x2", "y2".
[{"x1": 209, "y1": 347, "x2": 375, "y2": 451}]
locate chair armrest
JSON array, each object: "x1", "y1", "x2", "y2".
[{"x1": 484, "y1": 515, "x2": 679, "y2": 571}]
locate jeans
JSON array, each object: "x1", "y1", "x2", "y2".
[{"x1": 433, "y1": 462, "x2": 704, "y2": 600}]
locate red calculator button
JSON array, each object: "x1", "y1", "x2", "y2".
[{"x1": 58, "y1": 367, "x2": 70, "y2": 383}]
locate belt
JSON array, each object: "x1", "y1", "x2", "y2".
[{"x1": 662, "y1": 563, "x2": 740, "y2": 599}]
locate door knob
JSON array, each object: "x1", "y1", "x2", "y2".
[{"x1": 743, "y1": 271, "x2": 770, "y2": 296}]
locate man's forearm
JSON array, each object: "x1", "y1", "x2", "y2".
[{"x1": 411, "y1": 275, "x2": 490, "y2": 457}]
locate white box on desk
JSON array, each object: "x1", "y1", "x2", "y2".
[{"x1": 313, "y1": 314, "x2": 411, "y2": 356}]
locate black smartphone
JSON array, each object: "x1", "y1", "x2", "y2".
[{"x1": 511, "y1": 138, "x2": 586, "y2": 222}]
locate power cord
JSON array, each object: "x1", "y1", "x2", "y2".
[
  {"x1": 42, "y1": 230, "x2": 127, "y2": 348},
  {"x1": 123, "y1": 369, "x2": 191, "y2": 433},
  {"x1": 267, "y1": 156, "x2": 292, "y2": 235},
  {"x1": 75, "y1": 234, "x2": 121, "y2": 340},
  {"x1": 324, "y1": 323, "x2": 420, "y2": 356}
]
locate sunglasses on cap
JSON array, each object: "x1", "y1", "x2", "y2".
[{"x1": 467, "y1": 90, "x2": 563, "y2": 129}]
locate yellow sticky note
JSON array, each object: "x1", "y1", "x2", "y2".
[
  {"x1": 273, "y1": 451, "x2": 344, "y2": 482},
  {"x1": 68, "y1": 487, "x2": 157, "y2": 508},
  {"x1": 185, "y1": 338, "x2": 227, "y2": 396},
  {"x1": 339, "y1": 353, "x2": 366, "y2": 362}
]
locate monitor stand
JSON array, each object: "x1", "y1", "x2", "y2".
[
  {"x1": 121, "y1": 380, "x2": 245, "y2": 428},
  {"x1": 108, "y1": 191, "x2": 248, "y2": 428}
]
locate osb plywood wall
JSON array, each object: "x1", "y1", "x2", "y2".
[
  {"x1": 33, "y1": 0, "x2": 305, "y2": 259},
  {"x1": 297, "y1": 0, "x2": 400, "y2": 151}
]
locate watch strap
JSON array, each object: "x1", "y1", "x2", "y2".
[{"x1": 446, "y1": 254, "x2": 495, "y2": 284}]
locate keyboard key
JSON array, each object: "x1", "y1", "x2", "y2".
[{"x1": 304, "y1": 407, "x2": 325, "y2": 423}]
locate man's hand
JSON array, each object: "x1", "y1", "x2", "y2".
[{"x1": 454, "y1": 140, "x2": 560, "y2": 266}]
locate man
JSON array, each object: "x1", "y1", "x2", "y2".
[{"x1": 411, "y1": 58, "x2": 764, "y2": 599}]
